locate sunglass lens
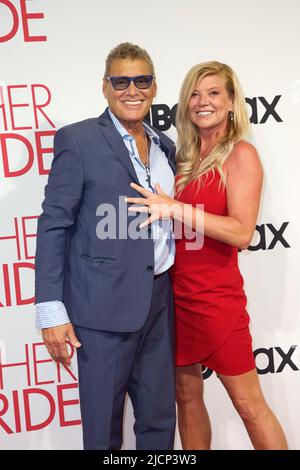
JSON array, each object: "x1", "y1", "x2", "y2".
[
  {"x1": 134, "y1": 76, "x2": 153, "y2": 89},
  {"x1": 112, "y1": 77, "x2": 130, "y2": 90}
]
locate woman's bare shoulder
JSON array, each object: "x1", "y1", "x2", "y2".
[{"x1": 225, "y1": 140, "x2": 262, "y2": 172}]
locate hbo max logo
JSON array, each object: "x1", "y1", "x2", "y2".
[
  {"x1": 146, "y1": 96, "x2": 282, "y2": 131},
  {"x1": 248, "y1": 222, "x2": 290, "y2": 251},
  {"x1": 203, "y1": 345, "x2": 299, "y2": 379}
]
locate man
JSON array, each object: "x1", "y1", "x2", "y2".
[{"x1": 35, "y1": 43, "x2": 176, "y2": 450}]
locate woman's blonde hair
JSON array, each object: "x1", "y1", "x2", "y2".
[{"x1": 176, "y1": 61, "x2": 249, "y2": 193}]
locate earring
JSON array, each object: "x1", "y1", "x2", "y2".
[{"x1": 229, "y1": 111, "x2": 234, "y2": 122}]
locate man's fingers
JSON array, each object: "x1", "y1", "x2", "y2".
[
  {"x1": 42, "y1": 324, "x2": 76, "y2": 365},
  {"x1": 48, "y1": 344, "x2": 68, "y2": 364},
  {"x1": 46, "y1": 343, "x2": 59, "y2": 362},
  {"x1": 46, "y1": 340, "x2": 70, "y2": 365},
  {"x1": 56, "y1": 342, "x2": 71, "y2": 365},
  {"x1": 66, "y1": 324, "x2": 82, "y2": 348}
]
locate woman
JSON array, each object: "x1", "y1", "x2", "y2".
[{"x1": 125, "y1": 61, "x2": 288, "y2": 450}]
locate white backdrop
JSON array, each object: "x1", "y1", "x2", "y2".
[{"x1": 0, "y1": 0, "x2": 299, "y2": 450}]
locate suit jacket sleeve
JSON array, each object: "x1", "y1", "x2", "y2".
[{"x1": 35, "y1": 127, "x2": 84, "y2": 303}]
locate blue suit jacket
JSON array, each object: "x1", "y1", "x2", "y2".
[{"x1": 35, "y1": 108, "x2": 176, "y2": 332}]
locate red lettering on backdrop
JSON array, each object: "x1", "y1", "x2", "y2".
[
  {"x1": 0, "y1": 386, "x2": 81, "y2": 433},
  {"x1": 0, "y1": 343, "x2": 81, "y2": 433},
  {"x1": 0, "y1": 343, "x2": 78, "y2": 390},
  {"x1": 12, "y1": 390, "x2": 22, "y2": 433},
  {"x1": 22, "y1": 216, "x2": 38, "y2": 260},
  {"x1": 1, "y1": 133, "x2": 34, "y2": 177},
  {"x1": 0, "y1": 86, "x2": 8, "y2": 130},
  {"x1": 0, "y1": 84, "x2": 55, "y2": 131},
  {"x1": 0, "y1": 343, "x2": 31, "y2": 389},
  {"x1": 0, "y1": 263, "x2": 35, "y2": 307},
  {"x1": 32, "y1": 342, "x2": 77, "y2": 385},
  {"x1": 32, "y1": 84, "x2": 55, "y2": 128},
  {"x1": 0, "y1": 216, "x2": 36, "y2": 262},
  {"x1": 0, "y1": 131, "x2": 55, "y2": 177},
  {"x1": 36, "y1": 130, "x2": 56, "y2": 174},
  {"x1": 32, "y1": 342, "x2": 56, "y2": 387},
  {"x1": 0, "y1": 391, "x2": 22, "y2": 433},
  {"x1": 0, "y1": 394, "x2": 14, "y2": 433},
  {"x1": 0, "y1": 84, "x2": 56, "y2": 176},
  {"x1": 24, "y1": 388, "x2": 55, "y2": 431},
  {"x1": 57, "y1": 384, "x2": 81, "y2": 427},
  {"x1": 0, "y1": 0, "x2": 47, "y2": 43},
  {"x1": 0, "y1": 264, "x2": 12, "y2": 307},
  {"x1": 14, "y1": 262, "x2": 35, "y2": 305},
  {"x1": 0, "y1": 217, "x2": 39, "y2": 307},
  {"x1": 0, "y1": 1, "x2": 19, "y2": 43},
  {"x1": 7, "y1": 85, "x2": 32, "y2": 130},
  {"x1": 20, "y1": 0, "x2": 47, "y2": 42}
]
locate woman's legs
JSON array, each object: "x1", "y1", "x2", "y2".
[
  {"x1": 218, "y1": 369, "x2": 288, "y2": 449},
  {"x1": 176, "y1": 363, "x2": 211, "y2": 450}
]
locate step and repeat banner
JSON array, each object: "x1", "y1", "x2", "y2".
[{"x1": 0, "y1": 0, "x2": 299, "y2": 449}]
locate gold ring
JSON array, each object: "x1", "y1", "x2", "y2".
[{"x1": 148, "y1": 207, "x2": 151, "y2": 215}]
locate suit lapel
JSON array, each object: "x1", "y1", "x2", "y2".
[{"x1": 97, "y1": 110, "x2": 139, "y2": 184}]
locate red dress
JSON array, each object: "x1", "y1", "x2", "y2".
[{"x1": 171, "y1": 171, "x2": 256, "y2": 375}]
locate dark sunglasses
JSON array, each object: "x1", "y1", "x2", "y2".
[{"x1": 105, "y1": 75, "x2": 154, "y2": 91}]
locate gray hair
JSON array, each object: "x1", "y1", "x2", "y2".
[{"x1": 105, "y1": 42, "x2": 155, "y2": 76}]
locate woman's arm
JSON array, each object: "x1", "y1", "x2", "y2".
[{"x1": 126, "y1": 141, "x2": 263, "y2": 250}]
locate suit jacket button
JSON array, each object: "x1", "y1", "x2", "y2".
[{"x1": 147, "y1": 266, "x2": 154, "y2": 271}]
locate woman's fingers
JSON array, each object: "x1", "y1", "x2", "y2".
[
  {"x1": 155, "y1": 183, "x2": 165, "y2": 195},
  {"x1": 139, "y1": 214, "x2": 158, "y2": 228},
  {"x1": 128, "y1": 205, "x2": 149, "y2": 213},
  {"x1": 130, "y1": 182, "x2": 151, "y2": 196},
  {"x1": 125, "y1": 197, "x2": 150, "y2": 205}
]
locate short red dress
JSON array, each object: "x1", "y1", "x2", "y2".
[{"x1": 171, "y1": 171, "x2": 256, "y2": 375}]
